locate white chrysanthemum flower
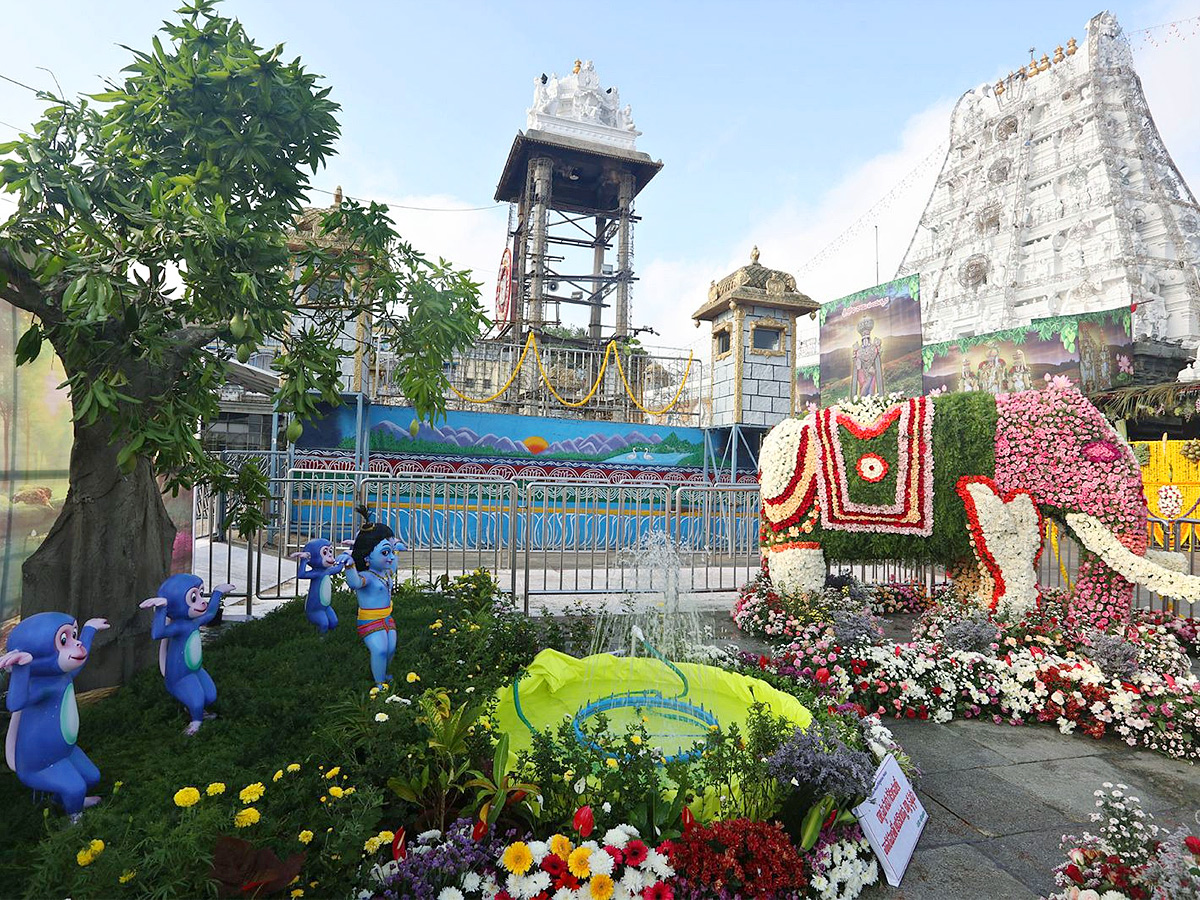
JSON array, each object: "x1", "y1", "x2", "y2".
[
  {"x1": 417, "y1": 829, "x2": 442, "y2": 844},
  {"x1": 527, "y1": 840, "x2": 548, "y2": 863},
  {"x1": 642, "y1": 848, "x2": 672, "y2": 878},
  {"x1": 526, "y1": 871, "x2": 551, "y2": 894},
  {"x1": 618, "y1": 865, "x2": 645, "y2": 893},
  {"x1": 603, "y1": 827, "x2": 629, "y2": 849},
  {"x1": 438, "y1": 889, "x2": 465, "y2": 900},
  {"x1": 589, "y1": 848, "x2": 615, "y2": 876},
  {"x1": 462, "y1": 872, "x2": 482, "y2": 892}
]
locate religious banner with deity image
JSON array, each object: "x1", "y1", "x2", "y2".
[
  {"x1": 819, "y1": 275, "x2": 923, "y2": 405},
  {"x1": 920, "y1": 308, "x2": 1132, "y2": 396}
]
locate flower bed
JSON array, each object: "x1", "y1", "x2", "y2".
[
  {"x1": 740, "y1": 580, "x2": 1200, "y2": 762},
  {"x1": 1045, "y1": 783, "x2": 1200, "y2": 899}
]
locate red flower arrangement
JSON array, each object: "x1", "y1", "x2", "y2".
[{"x1": 662, "y1": 818, "x2": 807, "y2": 898}]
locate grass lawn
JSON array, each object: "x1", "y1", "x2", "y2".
[{"x1": 0, "y1": 577, "x2": 544, "y2": 898}]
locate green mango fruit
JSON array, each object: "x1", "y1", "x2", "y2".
[
  {"x1": 236, "y1": 344, "x2": 252, "y2": 364},
  {"x1": 230, "y1": 311, "x2": 247, "y2": 340},
  {"x1": 286, "y1": 420, "x2": 303, "y2": 443}
]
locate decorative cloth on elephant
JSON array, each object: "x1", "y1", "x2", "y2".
[
  {"x1": 814, "y1": 396, "x2": 934, "y2": 536},
  {"x1": 760, "y1": 415, "x2": 820, "y2": 542},
  {"x1": 956, "y1": 475, "x2": 1043, "y2": 617}
]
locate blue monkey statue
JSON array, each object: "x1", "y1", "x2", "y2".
[
  {"x1": 341, "y1": 505, "x2": 404, "y2": 688},
  {"x1": 292, "y1": 538, "x2": 350, "y2": 634},
  {"x1": 1, "y1": 612, "x2": 110, "y2": 821},
  {"x1": 140, "y1": 575, "x2": 233, "y2": 735}
]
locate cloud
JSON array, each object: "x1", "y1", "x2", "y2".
[{"x1": 632, "y1": 97, "x2": 955, "y2": 361}]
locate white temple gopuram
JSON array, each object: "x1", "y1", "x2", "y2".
[{"x1": 897, "y1": 11, "x2": 1200, "y2": 379}]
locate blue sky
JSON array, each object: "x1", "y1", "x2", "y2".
[{"x1": 2, "y1": 0, "x2": 1198, "y2": 352}]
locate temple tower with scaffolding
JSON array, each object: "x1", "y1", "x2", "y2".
[
  {"x1": 494, "y1": 60, "x2": 662, "y2": 339},
  {"x1": 897, "y1": 11, "x2": 1200, "y2": 380}
]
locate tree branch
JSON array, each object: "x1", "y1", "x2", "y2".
[{"x1": 0, "y1": 247, "x2": 55, "y2": 319}]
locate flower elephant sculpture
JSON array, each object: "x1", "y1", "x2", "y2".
[{"x1": 758, "y1": 388, "x2": 1200, "y2": 628}]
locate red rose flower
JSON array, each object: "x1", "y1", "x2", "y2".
[
  {"x1": 1064, "y1": 864, "x2": 1084, "y2": 884},
  {"x1": 1185, "y1": 835, "x2": 1200, "y2": 855}
]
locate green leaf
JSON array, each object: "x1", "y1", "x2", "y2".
[{"x1": 14, "y1": 324, "x2": 43, "y2": 365}]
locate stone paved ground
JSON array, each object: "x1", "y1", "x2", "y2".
[{"x1": 701, "y1": 610, "x2": 1200, "y2": 900}]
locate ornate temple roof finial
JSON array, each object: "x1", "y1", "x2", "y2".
[
  {"x1": 333, "y1": 185, "x2": 343, "y2": 206},
  {"x1": 1066, "y1": 37, "x2": 1077, "y2": 55},
  {"x1": 573, "y1": 59, "x2": 582, "y2": 74},
  {"x1": 1054, "y1": 45, "x2": 1065, "y2": 64},
  {"x1": 751, "y1": 245, "x2": 760, "y2": 265}
]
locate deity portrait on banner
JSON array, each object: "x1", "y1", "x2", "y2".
[
  {"x1": 959, "y1": 355, "x2": 977, "y2": 392},
  {"x1": 977, "y1": 344, "x2": 1007, "y2": 395},
  {"x1": 1007, "y1": 349, "x2": 1033, "y2": 392},
  {"x1": 851, "y1": 316, "x2": 884, "y2": 399}
]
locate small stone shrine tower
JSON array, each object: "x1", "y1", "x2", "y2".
[{"x1": 693, "y1": 248, "x2": 817, "y2": 428}]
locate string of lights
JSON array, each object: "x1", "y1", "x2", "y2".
[{"x1": 794, "y1": 140, "x2": 948, "y2": 278}]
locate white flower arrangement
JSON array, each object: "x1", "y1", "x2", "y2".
[
  {"x1": 766, "y1": 544, "x2": 827, "y2": 595},
  {"x1": 1067, "y1": 512, "x2": 1200, "y2": 603}
]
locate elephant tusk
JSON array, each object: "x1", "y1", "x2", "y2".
[{"x1": 1065, "y1": 513, "x2": 1200, "y2": 603}]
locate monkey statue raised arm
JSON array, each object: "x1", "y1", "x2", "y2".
[
  {"x1": 292, "y1": 538, "x2": 350, "y2": 635},
  {"x1": 1, "y1": 612, "x2": 110, "y2": 820},
  {"x1": 140, "y1": 574, "x2": 233, "y2": 735}
]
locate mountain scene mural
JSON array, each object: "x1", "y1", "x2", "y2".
[{"x1": 300, "y1": 405, "x2": 707, "y2": 467}]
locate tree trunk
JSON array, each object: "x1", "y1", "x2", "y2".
[{"x1": 21, "y1": 413, "x2": 174, "y2": 690}]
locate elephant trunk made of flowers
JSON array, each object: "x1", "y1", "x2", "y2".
[{"x1": 758, "y1": 388, "x2": 1200, "y2": 627}]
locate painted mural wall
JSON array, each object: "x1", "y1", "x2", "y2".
[{"x1": 295, "y1": 402, "x2": 750, "y2": 483}]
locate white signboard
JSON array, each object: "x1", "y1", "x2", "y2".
[{"x1": 852, "y1": 754, "x2": 926, "y2": 886}]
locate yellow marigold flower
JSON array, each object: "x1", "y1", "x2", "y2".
[
  {"x1": 568, "y1": 846, "x2": 592, "y2": 879},
  {"x1": 119, "y1": 870, "x2": 136, "y2": 884},
  {"x1": 406, "y1": 672, "x2": 420, "y2": 683},
  {"x1": 630, "y1": 734, "x2": 642, "y2": 745},
  {"x1": 234, "y1": 807, "x2": 261, "y2": 828},
  {"x1": 550, "y1": 834, "x2": 573, "y2": 861},
  {"x1": 287, "y1": 763, "x2": 300, "y2": 773},
  {"x1": 290, "y1": 890, "x2": 304, "y2": 899},
  {"x1": 377, "y1": 830, "x2": 394, "y2": 842},
  {"x1": 239, "y1": 783, "x2": 265, "y2": 804},
  {"x1": 369, "y1": 686, "x2": 379, "y2": 698},
  {"x1": 589, "y1": 873, "x2": 614, "y2": 900},
  {"x1": 206, "y1": 782, "x2": 226, "y2": 796},
  {"x1": 344, "y1": 786, "x2": 356, "y2": 795},
  {"x1": 328, "y1": 786, "x2": 344, "y2": 799},
  {"x1": 76, "y1": 850, "x2": 94, "y2": 867},
  {"x1": 273, "y1": 770, "x2": 284, "y2": 782},
  {"x1": 363, "y1": 836, "x2": 382, "y2": 853},
  {"x1": 605, "y1": 757, "x2": 618, "y2": 768},
  {"x1": 298, "y1": 830, "x2": 314, "y2": 844},
  {"x1": 502, "y1": 841, "x2": 533, "y2": 875},
  {"x1": 173, "y1": 787, "x2": 201, "y2": 808},
  {"x1": 324, "y1": 767, "x2": 341, "y2": 780},
  {"x1": 89, "y1": 839, "x2": 105, "y2": 854}
]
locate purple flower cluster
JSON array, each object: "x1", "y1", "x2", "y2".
[
  {"x1": 767, "y1": 721, "x2": 874, "y2": 803},
  {"x1": 368, "y1": 818, "x2": 520, "y2": 900}
]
